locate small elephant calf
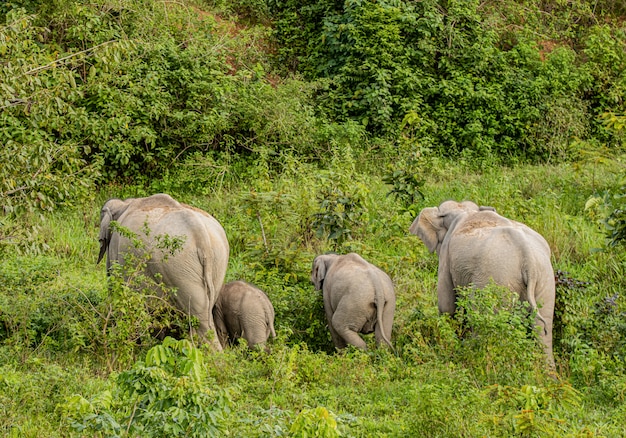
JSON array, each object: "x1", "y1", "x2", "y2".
[
  {"x1": 311, "y1": 253, "x2": 396, "y2": 350},
  {"x1": 213, "y1": 281, "x2": 276, "y2": 350}
]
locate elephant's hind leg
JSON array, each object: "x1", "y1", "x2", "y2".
[
  {"x1": 331, "y1": 310, "x2": 367, "y2": 350},
  {"x1": 328, "y1": 323, "x2": 348, "y2": 350},
  {"x1": 240, "y1": 317, "x2": 268, "y2": 350},
  {"x1": 175, "y1": 282, "x2": 222, "y2": 351}
]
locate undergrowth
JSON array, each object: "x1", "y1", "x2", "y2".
[{"x1": 2, "y1": 158, "x2": 626, "y2": 436}]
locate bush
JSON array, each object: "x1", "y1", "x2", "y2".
[
  {"x1": 246, "y1": 267, "x2": 333, "y2": 353},
  {"x1": 290, "y1": 406, "x2": 339, "y2": 438},
  {"x1": 61, "y1": 337, "x2": 231, "y2": 437},
  {"x1": 484, "y1": 382, "x2": 581, "y2": 437},
  {"x1": 452, "y1": 284, "x2": 547, "y2": 385},
  {"x1": 0, "y1": 256, "x2": 74, "y2": 352},
  {"x1": 0, "y1": 9, "x2": 99, "y2": 216},
  {"x1": 2, "y1": 0, "x2": 363, "y2": 206}
]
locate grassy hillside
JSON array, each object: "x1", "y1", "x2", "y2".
[
  {"x1": 3, "y1": 157, "x2": 626, "y2": 436},
  {"x1": 1, "y1": 0, "x2": 626, "y2": 436}
]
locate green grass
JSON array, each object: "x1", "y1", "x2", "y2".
[{"x1": 1, "y1": 158, "x2": 625, "y2": 437}]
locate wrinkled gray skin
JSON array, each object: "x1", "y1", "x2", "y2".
[
  {"x1": 409, "y1": 200, "x2": 555, "y2": 366},
  {"x1": 97, "y1": 193, "x2": 229, "y2": 351},
  {"x1": 213, "y1": 281, "x2": 276, "y2": 350},
  {"x1": 311, "y1": 253, "x2": 396, "y2": 350}
]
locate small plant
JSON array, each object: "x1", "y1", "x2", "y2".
[
  {"x1": 485, "y1": 382, "x2": 581, "y2": 437},
  {"x1": 61, "y1": 337, "x2": 231, "y2": 437},
  {"x1": 312, "y1": 187, "x2": 363, "y2": 249},
  {"x1": 553, "y1": 269, "x2": 591, "y2": 353},
  {"x1": 383, "y1": 111, "x2": 427, "y2": 210},
  {"x1": 602, "y1": 186, "x2": 626, "y2": 248},
  {"x1": 585, "y1": 182, "x2": 626, "y2": 249},
  {"x1": 290, "y1": 406, "x2": 340, "y2": 438},
  {"x1": 239, "y1": 189, "x2": 306, "y2": 272},
  {"x1": 382, "y1": 165, "x2": 424, "y2": 214}
]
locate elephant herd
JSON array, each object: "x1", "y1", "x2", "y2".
[{"x1": 98, "y1": 194, "x2": 556, "y2": 366}]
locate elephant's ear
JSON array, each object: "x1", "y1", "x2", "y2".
[
  {"x1": 409, "y1": 207, "x2": 444, "y2": 254},
  {"x1": 479, "y1": 205, "x2": 496, "y2": 212},
  {"x1": 311, "y1": 257, "x2": 327, "y2": 290},
  {"x1": 97, "y1": 206, "x2": 113, "y2": 264}
]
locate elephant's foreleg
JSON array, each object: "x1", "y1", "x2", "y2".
[{"x1": 437, "y1": 271, "x2": 457, "y2": 315}]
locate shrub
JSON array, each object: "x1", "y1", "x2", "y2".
[
  {"x1": 452, "y1": 283, "x2": 547, "y2": 384},
  {"x1": 0, "y1": 255, "x2": 75, "y2": 352},
  {"x1": 270, "y1": 0, "x2": 623, "y2": 162},
  {"x1": 485, "y1": 382, "x2": 581, "y2": 437},
  {"x1": 246, "y1": 267, "x2": 333, "y2": 353},
  {"x1": 290, "y1": 406, "x2": 339, "y2": 438},
  {"x1": 61, "y1": 337, "x2": 231, "y2": 437},
  {"x1": 0, "y1": 8, "x2": 99, "y2": 216}
]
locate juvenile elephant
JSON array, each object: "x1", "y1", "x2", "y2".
[
  {"x1": 409, "y1": 200, "x2": 556, "y2": 365},
  {"x1": 213, "y1": 281, "x2": 276, "y2": 350},
  {"x1": 311, "y1": 253, "x2": 396, "y2": 350},
  {"x1": 97, "y1": 193, "x2": 229, "y2": 351}
]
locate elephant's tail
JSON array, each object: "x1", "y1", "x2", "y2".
[
  {"x1": 267, "y1": 302, "x2": 276, "y2": 339},
  {"x1": 268, "y1": 320, "x2": 276, "y2": 339},
  {"x1": 198, "y1": 248, "x2": 224, "y2": 351},
  {"x1": 199, "y1": 249, "x2": 216, "y2": 307},
  {"x1": 370, "y1": 272, "x2": 394, "y2": 349},
  {"x1": 525, "y1": 268, "x2": 548, "y2": 336}
]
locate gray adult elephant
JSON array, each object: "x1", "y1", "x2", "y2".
[
  {"x1": 97, "y1": 193, "x2": 229, "y2": 351},
  {"x1": 311, "y1": 253, "x2": 396, "y2": 350},
  {"x1": 409, "y1": 200, "x2": 556, "y2": 366},
  {"x1": 213, "y1": 281, "x2": 276, "y2": 350}
]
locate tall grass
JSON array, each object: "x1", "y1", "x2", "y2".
[{"x1": 1, "y1": 157, "x2": 625, "y2": 436}]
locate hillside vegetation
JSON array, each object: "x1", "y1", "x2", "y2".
[{"x1": 1, "y1": 0, "x2": 626, "y2": 436}]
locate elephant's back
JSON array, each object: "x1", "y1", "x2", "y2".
[
  {"x1": 327, "y1": 260, "x2": 382, "y2": 306},
  {"x1": 220, "y1": 281, "x2": 273, "y2": 318},
  {"x1": 123, "y1": 205, "x2": 227, "y2": 247},
  {"x1": 118, "y1": 206, "x2": 228, "y2": 277},
  {"x1": 449, "y1": 226, "x2": 550, "y2": 293},
  {"x1": 158, "y1": 208, "x2": 229, "y2": 283}
]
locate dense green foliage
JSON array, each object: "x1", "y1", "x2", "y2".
[
  {"x1": 1, "y1": 0, "x2": 359, "y2": 196},
  {"x1": 2, "y1": 0, "x2": 626, "y2": 436},
  {"x1": 271, "y1": 0, "x2": 626, "y2": 158}
]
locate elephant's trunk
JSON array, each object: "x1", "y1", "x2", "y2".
[{"x1": 97, "y1": 239, "x2": 107, "y2": 264}]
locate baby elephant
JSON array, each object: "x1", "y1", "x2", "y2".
[
  {"x1": 311, "y1": 253, "x2": 396, "y2": 350},
  {"x1": 213, "y1": 281, "x2": 276, "y2": 350}
]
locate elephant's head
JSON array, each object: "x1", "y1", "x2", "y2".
[
  {"x1": 311, "y1": 254, "x2": 339, "y2": 290},
  {"x1": 97, "y1": 198, "x2": 130, "y2": 264},
  {"x1": 409, "y1": 200, "x2": 496, "y2": 254}
]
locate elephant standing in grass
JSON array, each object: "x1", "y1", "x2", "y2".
[
  {"x1": 213, "y1": 281, "x2": 276, "y2": 350},
  {"x1": 311, "y1": 253, "x2": 396, "y2": 350},
  {"x1": 97, "y1": 193, "x2": 229, "y2": 350},
  {"x1": 409, "y1": 200, "x2": 556, "y2": 366}
]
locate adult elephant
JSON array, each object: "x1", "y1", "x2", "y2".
[
  {"x1": 311, "y1": 253, "x2": 395, "y2": 350},
  {"x1": 97, "y1": 193, "x2": 229, "y2": 351},
  {"x1": 213, "y1": 281, "x2": 276, "y2": 350},
  {"x1": 409, "y1": 200, "x2": 555, "y2": 366}
]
